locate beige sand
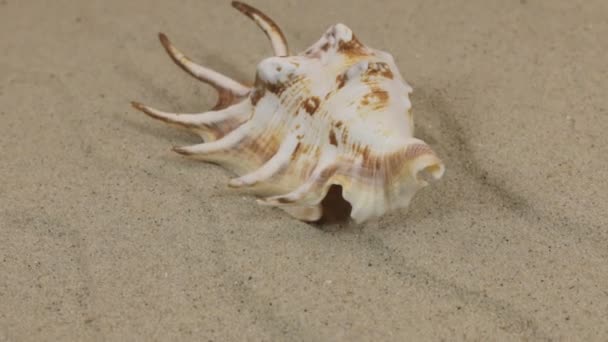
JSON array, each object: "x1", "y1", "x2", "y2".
[{"x1": 1, "y1": 0, "x2": 607, "y2": 340}]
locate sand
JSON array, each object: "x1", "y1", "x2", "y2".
[{"x1": 1, "y1": 0, "x2": 607, "y2": 340}]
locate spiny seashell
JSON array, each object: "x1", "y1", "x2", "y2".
[{"x1": 132, "y1": 1, "x2": 445, "y2": 223}]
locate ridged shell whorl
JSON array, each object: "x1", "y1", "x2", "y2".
[{"x1": 132, "y1": 2, "x2": 445, "y2": 223}]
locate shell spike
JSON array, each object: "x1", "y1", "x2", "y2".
[
  {"x1": 172, "y1": 122, "x2": 250, "y2": 159},
  {"x1": 157, "y1": 32, "x2": 250, "y2": 109},
  {"x1": 130, "y1": 101, "x2": 251, "y2": 141},
  {"x1": 228, "y1": 134, "x2": 299, "y2": 188},
  {"x1": 258, "y1": 149, "x2": 339, "y2": 206},
  {"x1": 231, "y1": 1, "x2": 289, "y2": 56},
  {"x1": 257, "y1": 172, "x2": 334, "y2": 206},
  {"x1": 131, "y1": 101, "x2": 215, "y2": 128}
]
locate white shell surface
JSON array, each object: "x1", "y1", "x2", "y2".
[{"x1": 134, "y1": 4, "x2": 444, "y2": 223}]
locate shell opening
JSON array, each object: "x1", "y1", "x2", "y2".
[{"x1": 318, "y1": 184, "x2": 352, "y2": 223}]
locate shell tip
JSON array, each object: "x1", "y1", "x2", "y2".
[
  {"x1": 256, "y1": 198, "x2": 270, "y2": 206},
  {"x1": 231, "y1": 1, "x2": 251, "y2": 14},
  {"x1": 172, "y1": 146, "x2": 191, "y2": 156},
  {"x1": 130, "y1": 101, "x2": 143, "y2": 111},
  {"x1": 158, "y1": 32, "x2": 170, "y2": 47},
  {"x1": 257, "y1": 197, "x2": 282, "y2": 206},
  {"x1": 228, "y1": 179, "x2": 243, "y2": 188}
]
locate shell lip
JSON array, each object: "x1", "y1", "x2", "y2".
[{"x1": 412, "y1": 154, "x2": 445, "y2": 186}]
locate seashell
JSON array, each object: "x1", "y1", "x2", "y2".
[{"x1": 132, "y1": 1, "x2": 445, "y2": 223}]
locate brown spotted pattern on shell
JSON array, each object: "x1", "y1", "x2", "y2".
[{"x1": 132, "y1": 1, "x2": 445, "y2": 223}]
